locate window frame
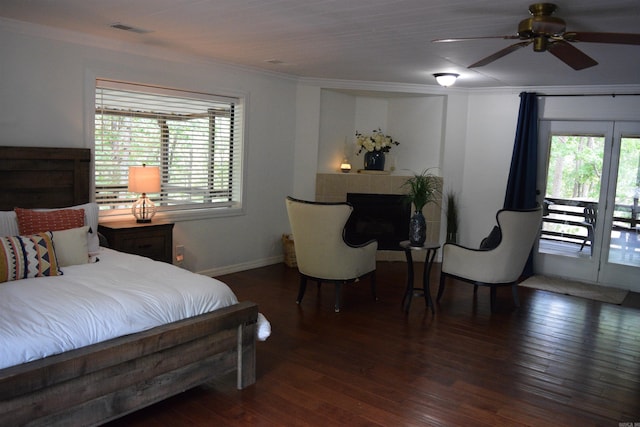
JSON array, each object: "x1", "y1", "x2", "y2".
[{"x1": 92, "y1": 79, "x2": 248, "y2": 222}]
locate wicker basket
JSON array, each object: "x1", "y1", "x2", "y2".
[{"x1": 282, "y1": 234, "x2": 297, "y2": 268}]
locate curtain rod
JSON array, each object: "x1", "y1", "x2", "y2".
[{"x1": 536, "y1": 93, "x2": 640, "y2": 98}]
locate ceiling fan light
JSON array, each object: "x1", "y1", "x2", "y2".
[{"x1": 433, "y1": 73, "x2": 459, "y2": 87}]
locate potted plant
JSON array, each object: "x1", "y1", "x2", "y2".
[
  {"x1": 402, "y1": 169, "x2": 440, "y2": 246},
  {"x1": 445, "y1": 190, "x2": 459, "y2": 243}
]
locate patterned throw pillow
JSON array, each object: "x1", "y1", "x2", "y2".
[
  {"x1": 0, "y1": 232, "x2": 62, "y2": 283},
  {"x1": 15, "y1": 208, "x2": 85, "y2": 235}
]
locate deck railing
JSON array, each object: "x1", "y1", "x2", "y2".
[
  {"x1": 541, "y1": 197, "x2": 639, "y2": 249},
  {"x1": 541, "y1": 198, "x2": 593, "y2": 246}
]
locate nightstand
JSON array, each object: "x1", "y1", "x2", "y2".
[{"x1": 98, "y1": 221, "x2": 174, "y2": 264}]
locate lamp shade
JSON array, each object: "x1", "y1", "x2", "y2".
[
  {"x1": 433, "y1": 73, "x2": 459, "y2": 87},
  {"x1": 128, "y1": 165, "x2": 160, "y2": 193}
]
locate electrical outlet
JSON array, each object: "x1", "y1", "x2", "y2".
[{"x1": 175, "y1": 245, "x2": 184, "y2": 265}]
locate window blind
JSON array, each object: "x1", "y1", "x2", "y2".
[{"x1": 94, "y1": 79, "x2": 244, "y2": 215}]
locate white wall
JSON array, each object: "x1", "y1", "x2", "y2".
[
  {"x1": 317, "y1": 91, "x2": 444, "y2": 175},
  {"x1": 0, "y1": 19, "x2": 297, "y2": 275},
  {"x1": 387, "y1": 96, "x2": 443, "y2": 175},
  {"x1": 439, "y1": 92, "x2": 469, "y2": 243},
  {"x1": 540, "y1": 94, "x2": 640, "y2": 121},
  {"x1": 459, "y1": 91, "x2": 522, "y2": 246},
  {"x1": 292, "y1": 85, "x2": 322, "y2": 200},
  {"x1": 459, "y1": 90, "x2": 640, "y2": 247},
  {"x1": 4, "y1": 19, "x2": 640, "y2": 275},
  {"x1": 317, "y1": 90, "x2": 356, "y2": 174},
  {"x1": 298, "y1": 85, "x2": 640, "y2": 253}
]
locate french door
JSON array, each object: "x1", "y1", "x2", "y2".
[{"x1": 535, "y1": 120, "x2": 640, "y2": 292}]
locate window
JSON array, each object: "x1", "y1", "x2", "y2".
[{"x1": 94, "y1": 79, "x2": 244, "y2": 217}]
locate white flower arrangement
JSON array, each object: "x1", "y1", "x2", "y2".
[{"x1": 356, "y1": 128, "x2": 400, "y2": 154}]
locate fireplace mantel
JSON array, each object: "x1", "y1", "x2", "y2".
[{"x1": 316, "y1": 173, "x2": 442, "y2": 259}]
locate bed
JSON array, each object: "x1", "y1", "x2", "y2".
[{"x1": 0, "y1": 146, "x2": 264, "y2": 426}]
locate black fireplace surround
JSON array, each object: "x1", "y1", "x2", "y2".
[{"x1": 345, "y1": 193, "x2": 411, "y2": 250}]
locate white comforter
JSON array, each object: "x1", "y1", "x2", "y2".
[{"x1": 0, "y1": 248, "x2": 268, "y2": 370}]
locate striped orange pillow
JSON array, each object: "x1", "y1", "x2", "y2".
[
  {"x1": 0, "y1": 232, "x2": 62, "y2": 282},
  {"x1": 15, "y1": 208, "x2": 85, "y2": 235}
]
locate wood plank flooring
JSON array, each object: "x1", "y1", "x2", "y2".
[{"x1": 107, "y1": 261, "x2": 640, "y2": 426}]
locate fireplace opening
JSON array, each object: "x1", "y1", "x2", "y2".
[{"x1": 345, "y1": 193, "x2": 411, "y2": 250}]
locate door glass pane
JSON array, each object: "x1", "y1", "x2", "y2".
[
  {"x1": 608, "y1": 136, "x2": 640, "y2": 266},
  {"x1": 539, "y1": 134, "x2": 605, "y2": 258}
]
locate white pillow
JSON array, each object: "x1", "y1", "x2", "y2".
[
  {"x1": 0, "y1": 211, "x2": 19, "y2": 237},
  {"x1": 1, "y1": 203, "x2": 100, "y2": 254},
  {"x1": 37, "y1": 203, "x2": 100, "y2": 255},
  {"x1": 52, "y1": 226, "x2": 89, "y2": 267}
]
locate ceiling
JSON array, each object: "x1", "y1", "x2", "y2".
[{"x1": 1, "y1": 0, "x2": 639, "y2": 88}]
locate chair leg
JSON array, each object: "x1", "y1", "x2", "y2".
[
  {"x1": 473, "y1": 284, "x2": 478, "y2": 294},
  {"x1": 296, "y1": 275, "x2": 307, "y2": 305},
  {"x1": 370, "y1": 272, "x2": 378, "y2": 301},
  {"x1": 334, "y1": 283, "x2": 343, "y2": 312},
  {"x1": 580, "y1": 225, "x2": 594, "y2": 254},
  {"x1": 512, "y1": 284, "x2": 520, "y2": 308},
  {"x1": 437, "y1": 273, "x2": 446, "y2": 302}
]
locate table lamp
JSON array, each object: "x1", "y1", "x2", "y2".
[{"x1": 128, "y1": 164, "x2": 160, "y2": 223}]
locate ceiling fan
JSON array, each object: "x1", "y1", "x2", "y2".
[{"x1": 433, "y1": 2, "x2": 640, "y2": 70}]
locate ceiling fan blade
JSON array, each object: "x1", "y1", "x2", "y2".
[
  {"x1": 547, "y1": 40, "x2": 598, "y2": 70},
  {"x1": 563, "y1": 32, "x2": 640, "y2": 45},
  {"x1": 432, "y1": 35, "x2": 521, "y2": 43},
  {"x1": 468, "y1": 41, "x2": 532, "y2": 68}
]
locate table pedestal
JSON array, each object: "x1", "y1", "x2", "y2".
[{"x1": 399, "y1": 241, "x2": 440, "y2": 314}]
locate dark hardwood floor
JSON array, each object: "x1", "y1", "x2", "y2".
[{"x1": 107, "y1": 261, "x2": 640, "y2": 426}]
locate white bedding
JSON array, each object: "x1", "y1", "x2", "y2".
[{"x1": 0, "y1": 248, "x2": 269, "y2": 370}]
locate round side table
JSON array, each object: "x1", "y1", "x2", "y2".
[{"x1": 399, "y1": 240, "x2": 440, "y2": 313}]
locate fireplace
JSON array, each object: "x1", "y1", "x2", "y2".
[{"x1": 345, "y1": 193, "x2": 411, "y2": 250}]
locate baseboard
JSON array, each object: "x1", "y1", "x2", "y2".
[
  {"x1": 199, "y1": 250, "x2": 440, "y2": 277},
  {"x1": 376, "y1": 250, "x2": 406, "y2": 262},
  {"x1": 377, "y1": 249, "x2": 443, "y2": 262},
  {"x1": 198, "y1": 255, "x2": 284, "y2": 277}
]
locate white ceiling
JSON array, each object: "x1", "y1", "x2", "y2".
[{"x1": 1, "y1": 0, "x2": 639, "y2": 88}]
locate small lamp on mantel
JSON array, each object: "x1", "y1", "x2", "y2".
[
  {"x1": 128, "y1": 164, "x2": 160, "y2": 223},
  {"x1": 340, "y1": 158, "x2": 352, "y2": 173}
]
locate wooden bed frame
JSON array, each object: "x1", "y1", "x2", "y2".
[{"x1": 0, "y1": 146, "x2": 258, "y2": 426}]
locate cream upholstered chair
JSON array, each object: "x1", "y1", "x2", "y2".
[
  {"x1": 437, "y1": 207, "x2": 542, "y2": 312},
  {"x1": 285, "y1": 196, "x2": 378, "y2": 312}
]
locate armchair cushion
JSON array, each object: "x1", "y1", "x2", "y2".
[
  {"x1": 438, "y1": 207, "x2": 542, "y2": 312},
  {"x1": 285, "y1": 196, "x2": 378, "y2": 312},
  {"x1": 442, "y1": 207, "x2": 542, "y2": 284},
  {"x1": 286, "y1": 197, "x2": 377, "y2": 280}
]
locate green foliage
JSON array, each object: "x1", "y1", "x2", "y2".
[
  {"x1": 96, "y1": 113, "x2": 232, "y2": 206},
  {"x1": 402, "y1": 169, "x2": 440, "y2": 212},
  {"x1": 616, "y1": 137, "x2": 640, "y2": 205},
  {"x1": 546, "y1": 135, "x2": 604, "y2": 200},
  {"x1": 546, "y1": 135, "x2": 640, "y2": 205},
  {"x1": 543, "y1": 134, "x2": 640, "y2": 237}
]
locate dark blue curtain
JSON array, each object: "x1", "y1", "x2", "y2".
[
  {"x1": 504, "y1": 92, "x2": 538, "y2": 277},
  {"x1": 504, "y1": 92, "x2": 538, "y2": 210}
]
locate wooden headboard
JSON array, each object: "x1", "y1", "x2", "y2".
[{"x1": 0, "y1": 146, "x2": 91, "y2": 211}]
